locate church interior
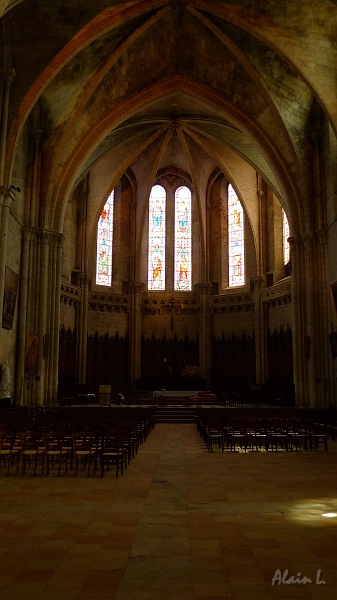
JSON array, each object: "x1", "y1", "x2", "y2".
[
  {"x1": 1, "y1": 0, "x2": 337, "y2": 408},
  {"x1": 1, "y1": 1, "x2": 337, "y2": 599}
]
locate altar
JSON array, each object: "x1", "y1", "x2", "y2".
[
  {"x1": 153, "y1": 390, "x2": 201, "y2": 398},
  {"x1": 152, "y1": 390, "x2": 216, "y2": 405}
]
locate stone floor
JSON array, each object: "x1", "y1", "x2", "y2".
[{"x1": 0, "y1": 423, "x2": 336, "y2": 600}]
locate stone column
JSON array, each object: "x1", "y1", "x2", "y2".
[
  {"x1": 251, "y1": 276, "x2": 266, "y2": 386},
  {"x1": 46, "y1": 233, "x2": 63, "y2": 405},
  {"x1": 318, "y1": 230, "x2": 337, "y2": 406},
  {"x1": 0, "y1": 186, "x2": 16, "y2": 312},
  {"x1": 0, "y1": 69, "x2": 15, "y2": 183},
  {"x1": 27, "y1": 128, "x2": 43, "y2": 228},
  {"x1": 129, "y1": 282, "x2": 144, "y2": 393},
  {"x1": 0, "y1": 70, "x2": 16, "y2": 301},
  {"x1": 52, "y1": 234, "x2": 64, "y2": 403},
  {"x1": 15, "y1": 227, "x2": 33, "y2": 405},
  {"x1": 289, "y1": 235, "x2": 306, "y2": 406},
  {"x1": 35, "y1": 231, "x2": 51, "y2": 406},
  {"x1": 306, "y1": 229, "x2": 336, "y2": 408},
  {"x1": 78, "y1": 273, "x2": 90, "y2": 384},
  {"x1": 197, "y1": 283, "x2": 212, "y2": 389},
  {"x1": 303, "y1": 234, "x2": 319, "y2": 407}
]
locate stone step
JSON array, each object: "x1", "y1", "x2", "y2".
[{"x1": 155, "y1": 405, "x2": 196, "y2": 423}]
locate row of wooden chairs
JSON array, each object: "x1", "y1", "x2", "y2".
[
  {"x1": 196, "y1": 409, "x2": 329, "y2": 453},
  {"x1": 0, "y1": 407, "x2": 155, "y2": 476},
  {"x1": 0, "y1": 429, "x2": 128, "y2": 477}
]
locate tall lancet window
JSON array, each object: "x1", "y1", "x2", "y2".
[
  {"x1": 148, "y1": 185, "x2": 166, "y2": 291},
  {"x1": 96, "y1": 190, "x2": 114, "y2": 286},
  {"x1": 174, "y1": 186, "x2": 192, "y2": 291},
  {"x1": 228, "y1": 184, "x2": 245, "y2": 287},
  {"x1": 283, "y1": 209, "x2": 290, "y2": 265}
]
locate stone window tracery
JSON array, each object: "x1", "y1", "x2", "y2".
[
  {"x1": 147, "y1": 183, "x2": 192, "y2": 291},
  {"x1": 228, "y1": 184, "x2": 245, "y2": 287},
  {"x1": 148, "y1": 184, "x2": 166, "y2": 291},
  {"x1": 96, "y1": 190, "x2": 114, "y2": 286},
  {"x1": 174, "y1": 186, "x2": 192, "y2": 291},
  {"x1": 283, "y1": 209, "x2": 290, "y2": 265}
]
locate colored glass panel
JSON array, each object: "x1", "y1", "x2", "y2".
[
  {"x1": 96, "y1": 190, "x2": 114, "y2": 286},
  {"x1": 148, "y1": 185, "x2": 166, "y2": 290},
  {"x1": 228, "y1": 184, "x2": 244, "y2": 286},
  {"x1": 174, "y1": 186, "x2": 192, "y2": 291},
  {"x1": 283, "y1": 209, "x2": 290, "y2": 265}
]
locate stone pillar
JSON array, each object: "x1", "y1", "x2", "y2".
[
  {"x1": 15, "y1": 227, "x2": 33, "y2": 405},
  {"x1": 0, "y1": 186, "x2": 15, "y2": 310},
  {"x1": 0, "y1": 69, "x2": 15, "y2": 183},
  {"x1": 318, "y1": 230, "x2": 337, "y2": 406},
  {"x1": 27, "y1": 128, "x2": 43, "y2": 228},
  {"x1": 35, "y1": 231, "x2": 51, "y2": 406},
  {"x1": 46, "y1": 233, "x2": 63, "y2": 405},
  {"x1": 289, "y1": 235, "x2": 306, "y2": 406},
  {"x1": 307, "y1": 230, "x2": 333, "y2": 407},
  {"x1": 290, "y1": 233, "x2": 330, "y2": 408},
  {"x1": 78, "y1": 274, "x2": 90, "y2": 384},
  {"x1": 129, "y1": 282, "x2": 144, "y2": 393},
  {"x1": 52, "y1": 234, "x2": 64, "y2": 402},
  {"x1": 197, "y1": 283, "x2": 212, "y2": 389},
  {"x1": 303, "y1": 234, "x2": 319, "y2": 407},
  {"x1": 0, "y1": 70, "x2": 16, "y2": 303},
  {"x1": 251, "y1": 276, "x2": 266, "y2": 386}
]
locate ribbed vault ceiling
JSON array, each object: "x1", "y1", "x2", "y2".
[{"x1": 2, "y1": 0, "x2": 337, "y2": 230}]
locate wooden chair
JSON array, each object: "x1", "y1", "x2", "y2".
[
  {"x1": 20, "y1": 431, "x2": 45, "y2": 476},
  {"x1": 307, "y1": 423, "x2": 328, "y2": 451},
  {"x1": 72, "y1": 431, "x2": 97, "y2": 477},
  {"x1": 100, "y1": 431, "x2": 126, "y2": 478},
  {"x1": 227, "y1": 419, "x2": 247, "y2": 452},
  {"x1": 288, "y1": 420, "x2": 308, "y2": 451},
  {"x1": 205, "y1": 416, "x2": 225, "y2": 452},
  {"x1": 267, "y1": 419, "x2": 289, "y2": 452},
  {"x1": 0, "y1": 430, "x2": 20, "y2": 475},
  {"x1": 44, "y1": 431, "x2": 69, "y2": 476}
]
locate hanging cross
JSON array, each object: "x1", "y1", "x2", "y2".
[{"x1": 164, "y1": 295, "x2": 182, "y2": 331}]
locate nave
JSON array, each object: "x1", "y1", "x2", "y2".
[{"x1": 0, "y1": 423, "x2": 336, "y2": 600}]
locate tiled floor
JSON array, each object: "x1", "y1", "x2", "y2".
[{"x1": 0, "y1": 423, "x2": 336, "y2": 599}]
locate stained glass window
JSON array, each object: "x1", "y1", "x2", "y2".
[
  {"x1": 148, "y1": 185, "x2": 166, "y2": 291},
  {"x1": 282, "y1": 209, "x2": 290, "y2": 265},
  {"x1": 228, "y1": 184, "x2": 245, "y2": 287},
  {"x1": 96, "y1": 190, "x2": 114, "y2": 286},
  {"x1": 174, "y1": 186, "x2": 192, "y2": 291}
]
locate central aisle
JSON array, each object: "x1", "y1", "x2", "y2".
[{"x1": 115, "y1": 424, "x2": 194, "y2": 599}]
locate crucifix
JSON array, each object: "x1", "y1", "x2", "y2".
[{"x1": 163, "y1": 295, "x2": 182, "y2": 331}]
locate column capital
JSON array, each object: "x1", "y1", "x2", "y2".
[
  {"x1": 0, "y1": 185, "x2": 16, "y2": 206},
  {"x1": 37, "y1": 229, "x2": 64, "y2": 245},
  {"x1": 197, "y1": 282, "x2": 213, "y2": 291},
  {"x1": 196, "y1": 282, "x2": 213, "y2": 298},
  {"x1": 302, "y1": 232, "x2": 317, "y2": 249},
  {"x1": 288, "y1": 235, "x2": 304, "y2": 251},
  {"x1": 55, "y1": 232, "x2": 65, "y2": 248},
  {"x1": 79, "y1": 272, "x2": 91, "y2": 284},
  {"x1": 251, "y1": 275, "x2": 266, "y2": 290},
  {"x1": 0, "y1": 68, "x2": 16, "y2": 85},
  {"x1": 38, "y1": 229, "x2": 53, "y2": 245},
  {"x1": 22, "y1": 226, "x2": 35, "y2": 242},
  {"x1": 130, "y1": 281, "x2": 145, "y2": 293}
]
